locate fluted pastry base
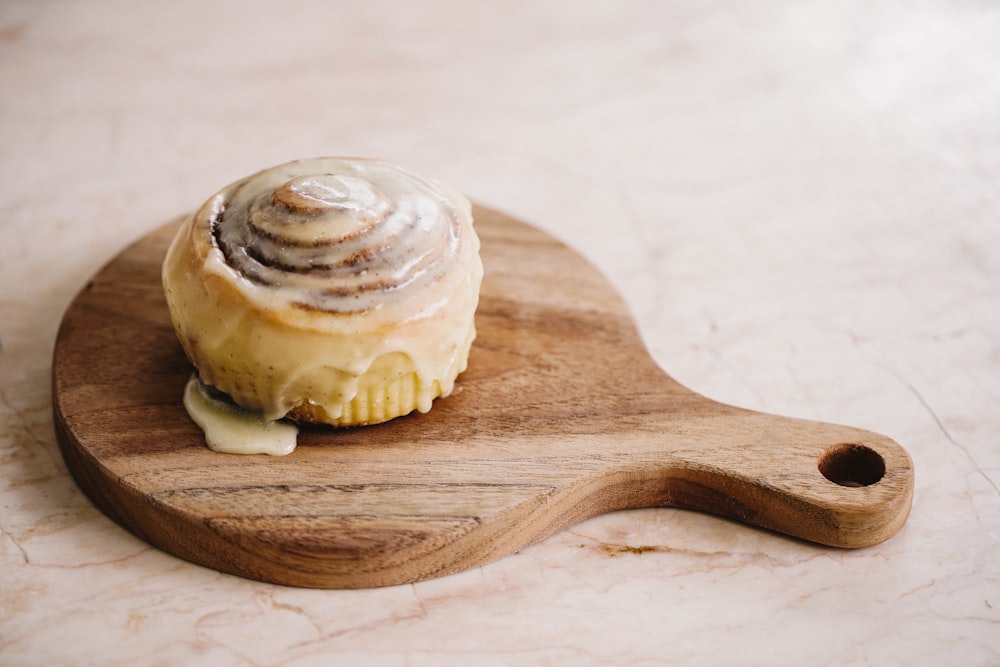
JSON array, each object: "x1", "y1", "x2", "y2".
[{"x1": 286, "y1": 353, "x2": 445, "y2": 427}]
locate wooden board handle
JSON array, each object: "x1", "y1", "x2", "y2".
[{"x1": 607, "y1": 403, "x2": 914, "y2": 548}]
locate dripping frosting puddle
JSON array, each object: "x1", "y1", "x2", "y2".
[{"x1": 183, "y1": 375, "x2": 298, "y2": 456}]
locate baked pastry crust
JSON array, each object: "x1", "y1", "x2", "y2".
[{"x1": 161, "y1": 157, "x2": 482, "y2": 426}]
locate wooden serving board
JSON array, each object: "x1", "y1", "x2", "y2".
[{"x1": 52, "y1": 205, "x2": 913, "y2": 588}]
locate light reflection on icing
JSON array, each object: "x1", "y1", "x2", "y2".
[{"x1": 183, "y1": 375, "x2": 298, "y2": 456}]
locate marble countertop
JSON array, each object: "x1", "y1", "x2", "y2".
[{"x1": 2, "y1": 1, "x2": 998, "y2": 664}]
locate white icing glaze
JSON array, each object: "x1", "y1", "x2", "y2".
[
  {"x1": 182, "y1": 375, "x2": 298, "y2": 456},
  {"x1": 208, "y1": 158, "x2": 464, "y2": 317}
]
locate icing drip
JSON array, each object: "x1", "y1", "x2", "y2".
[{"x1": 183, "y1": 375, "x2": 298, "y2": 456}]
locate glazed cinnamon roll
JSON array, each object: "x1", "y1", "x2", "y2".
[{"x1": 162, "y1": 157, "x2": 483, "y2": 427}]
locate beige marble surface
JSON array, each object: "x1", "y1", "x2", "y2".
[{"x1": 2, "y1": 1, "x2": 999, "y2": 664}]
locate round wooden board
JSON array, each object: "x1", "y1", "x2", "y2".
[{"x1": 52, "y1": 205, "x2": 913, "y2": 588}]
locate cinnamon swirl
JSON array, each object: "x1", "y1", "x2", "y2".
[{"x1": 161, "y1": 157, "x2": 483, "y2": 430}]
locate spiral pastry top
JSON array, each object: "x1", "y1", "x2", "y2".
[
  {"x1": 210, "y1": 159, "x2": 465, "y2": 319},
  {"x1": 162, "y1": 157, "x2": 483, "y2": 427}
]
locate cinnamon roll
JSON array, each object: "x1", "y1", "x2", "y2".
[{"x1": 161, "y1": 157, "x2": 483, "y2": 429}]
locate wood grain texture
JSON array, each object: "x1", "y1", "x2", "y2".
[{"x1": 52, "y1": 205, "x2": 914, "y2": 588}]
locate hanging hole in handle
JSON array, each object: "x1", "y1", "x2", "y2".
[{"x1": 819, "y1": 444, "x2": 886, "y2": 487}]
